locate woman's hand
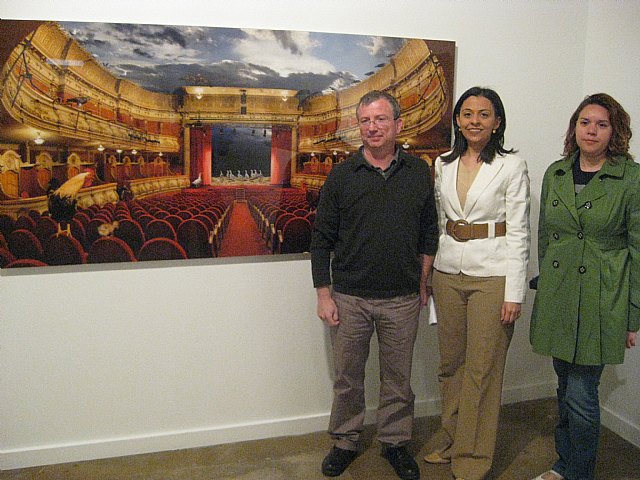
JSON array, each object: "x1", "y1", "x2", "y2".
[
  {"x1": 626, "y1": 331, "x2": 637, "y2": 349},
  {"x1": 501, "y1": 301, "x2": 521, "y2": 325}
]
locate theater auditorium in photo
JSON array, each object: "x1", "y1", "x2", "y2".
[{"x1": 0, "y1": 20, "x2": 454, "y2": 268}]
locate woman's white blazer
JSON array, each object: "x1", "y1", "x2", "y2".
[{"x1": 433, "y1": 152, "x2": 531, "y2": 303}]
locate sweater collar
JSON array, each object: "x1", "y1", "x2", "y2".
[
  {"x1": 554, "y1": 151, "x2": 627, "y2": 179},
  {"x1": 352, "y1": 146, "x2": 407, "y2": 171}
]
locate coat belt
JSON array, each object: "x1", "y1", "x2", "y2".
[{"x1": 446, "y1": 219, "x2": 506, "y2": 242}]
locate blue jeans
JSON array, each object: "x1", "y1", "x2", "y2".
[{"x1": 552, "y1": 358, "x2": 605, "y2": 480}]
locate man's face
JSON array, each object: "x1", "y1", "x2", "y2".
[{"x1": 357, "y1": 99, "x2": 403, "y2": 152}]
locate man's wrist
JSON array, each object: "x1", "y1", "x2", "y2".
[{"x1": 316, "y1": 286, "x2": 332, "y2": 298}]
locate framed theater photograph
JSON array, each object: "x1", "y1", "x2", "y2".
[{"x1": 0, "y1": 19, "x2": 455, "y2": 268}]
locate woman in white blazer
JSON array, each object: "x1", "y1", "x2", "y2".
[{"x1": 424, "y1": 87, "x2": 530, "y2": 480}]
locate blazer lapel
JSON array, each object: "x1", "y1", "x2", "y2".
[
  {"x1": 441, "y1": 158, "x2": 464, "y2": 217},
  {"x1": 463, "y1": 157, "x2": 504, "y2": 216}
]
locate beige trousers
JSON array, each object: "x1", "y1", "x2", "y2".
[{"x1": 430, "y1": 270, "x2": 513, "y2": 480}]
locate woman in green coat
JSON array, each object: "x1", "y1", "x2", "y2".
[{"x1": 530, "y1": 93, "x2": 638, "y2": 480}]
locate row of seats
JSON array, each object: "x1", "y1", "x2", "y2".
[
  {"x1": 1, "y1": 190, "x2": 234, "y2": 267},
  {"x1": 247, "y1": 192, "x2": 315, "y2": 254},
  {"x1": 0, "y1": 230, "x2": 209, "y2": 267}
]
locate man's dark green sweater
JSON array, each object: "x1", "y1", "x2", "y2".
[{"x1": 310, "y1": 147, "x2": 439, "y2": 298}]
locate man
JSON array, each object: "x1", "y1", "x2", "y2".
[{"x1": 310, "y1": 90, "x2": 438, "y2": 480}]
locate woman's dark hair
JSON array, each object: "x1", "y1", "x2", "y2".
[
  {"x1": 442, "y1": 86, "x2": 515, "y2": 164},
  {"x1": 563, "y1": 93, "x2": 633, "y2": 161}
]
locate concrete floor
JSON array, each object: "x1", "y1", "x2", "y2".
[{"x1": 1, "y1": 398, "x2": 638, "y2": 480}]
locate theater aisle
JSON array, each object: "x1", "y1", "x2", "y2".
[{"x1": 217, "y1": 200, "x2": 271, "y2": 257}]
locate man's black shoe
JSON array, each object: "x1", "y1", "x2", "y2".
[
  {"x1": 382, "y1": 445, "x2": 420, "y2": 480},
  {"x1": 321, "y1": 446, "x2": 358, "y2": 477}
]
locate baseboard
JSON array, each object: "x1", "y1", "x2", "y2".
[
  {"x1": 0, "y1": 414, "x2": 329, "y2": 471},
  {"x1": 501, "y1": 380, "x2": 557, "y2": 405},
  {"x1": 500, "y1": 381, "x2": 640, "y2": 449},
  {"x1": 601, "y1": 405, "x2": 640, "y2": 449},
  {"x1": 1, "y1": 381, "x2": 630, "y2": 471}
]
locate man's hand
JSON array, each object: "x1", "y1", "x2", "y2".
[
  {"x1": 420, "y1": 285, "x2": 432, "y2": 307},
  {"x1": 420, "y1": 254, "x2": 435, "y2": 307},
  {"x1": 317, "y1": 286, "x2": 339, "y2": 326}
]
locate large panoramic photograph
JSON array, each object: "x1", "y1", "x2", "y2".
[{"x1": 0, "y1": 19, "x2": 455, "y2": 268}]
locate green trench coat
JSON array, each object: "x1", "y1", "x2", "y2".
[{"x1": 530, "y1": 153, "x2": 640, "y2": 365}]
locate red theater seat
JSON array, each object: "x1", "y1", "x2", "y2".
[
  {"x1": 0, "y1": 247, "x2": 16, "y2": 267},
  {"x1": 114, "y1": 219, "x2": 145, "y2": 256},
  {"x1": 144, "y1": 219, "x2": 177, "y2": 241},
  {"x1": 177, "y1": 219, "x2": 213, "y2": 259},
  {"x1": 279, "y1": 217, "x2": 312, "y2": 254},
  {"x1": 14, "y1": 215, "x2": 36, "y2": 232},
  {"x1": 28, "y1": 209, "x2": 41, "y2": 223},
  {"x1": 304, "y1": 211, "x2": 316, "y2": 226},
  {"x1": 136, "y1": 214, "x2": 155, "y2": 229},
  {"x1": 0, "y1": 214, "x2": 15, "y2": 237},
  {"x1": 138, "y1": 238, "x2": 187, "y2": 261},
  {"x1": 8, "y1": 229, "x2": 44, "y2": 261},
  {"x1": 199, "y1": 209, "x2": 221, "y2": 226},
  {"x1": 70, "y1": 219, "x2": 88, "y2": 249},
  {"x1": 43, "y1": 234, "x2": 87, "y2": 265},
  {"x1": 164, "y1": 215, "x2": 184, "y2": 232},
  {"x1": 265, "y1": 209, "x2": 286, "y2": 239},
  {"x1": 86, "y1": 218, "x2": 106, "y2": 246},
  {"x1": 73, "y1": 211, "x2": 91, "y2": 228},
  {"x1": 192, "y1": 214, "x2": 215, "y2": 232},
  {"x1": 5, "y1": 259, "x2": 48, "y2": 268},
  {"x1": 34, "y1": 216, "x2": 58, "y2": 243},
  {"x1": 87, "y1": 236, "x2": 136, "y2": 264},
  {"x1": 271, "y1": 212, "x2": 295, "y2": 253}
]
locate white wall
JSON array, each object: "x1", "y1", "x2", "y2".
[{"x1": 1, "y1": 0, "x2": 638, "y2": 469}]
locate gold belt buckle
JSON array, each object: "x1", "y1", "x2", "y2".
[{"x1": 451, "y1": 219, "x2": 470, "y2": 242}]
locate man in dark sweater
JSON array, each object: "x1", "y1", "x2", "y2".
[{"x1": 311, "y1": 90, "x2": 438, "y2": 480}]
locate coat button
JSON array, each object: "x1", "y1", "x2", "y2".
[
  {"x1": 553, "y1": 233, "x2": 559, "y2": 240},
  {"x1": 585, "y1": 201, "x2": 592, "y2": 209},
  {"x1": 577, "y1": 232, "x2": 584, "y2": 239},
  {"x1": 579, "y1": 266, "x2": 586, "y2": 274},
  {"x1": 552, "y1": 199, "x2": 559, "y2": 207},
  {"x1": 553, "y1": 260, "x2": 559, "y2": 268}
]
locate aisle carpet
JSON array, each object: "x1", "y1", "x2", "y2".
[{"x1": 217, "y1": 201, "x2": 271, "y2": 257}]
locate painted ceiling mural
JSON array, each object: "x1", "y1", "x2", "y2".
[{"x1": 61, "y1": 22, "x2": 407, "y2": 95}]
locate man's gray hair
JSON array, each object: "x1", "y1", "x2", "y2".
[{"x1": 356, "y1": 90, "x2": 401, "y2": 120}]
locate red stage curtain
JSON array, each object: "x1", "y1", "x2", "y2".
[
  {"x1": 270, "y1": 126, "x2": 292, "y2": 186},
  {"x1": 190, "y1": 127, "x2": 212, "y2": 186}
]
